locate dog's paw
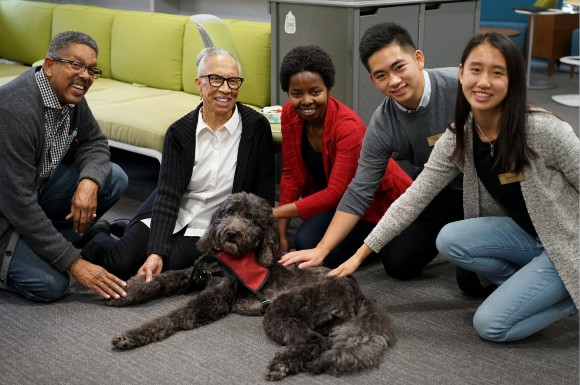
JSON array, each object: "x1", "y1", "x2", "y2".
[
  {"x1": 111, "y1": 333, "x2": 139, "y2": 350},
  {"x1": 104, "y1": 295, "x2": 134, "y2": 307},
  {"x1": 265, "y1": 363, "x2": 289, "y2": 381}
]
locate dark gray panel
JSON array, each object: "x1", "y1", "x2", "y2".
[
  {"x1": 272, "y1": 4, "x2": 354, "y2": 106},
  {"x1": 422, "y1": 1, "x2": 479, "y2": 68},
  {"x1": 356, "y1": 4, "x2": 421, "y2": 124}
]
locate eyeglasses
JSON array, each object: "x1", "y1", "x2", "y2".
[
  {"x1": 199, "y1": 74, "x2": 244, "y2": 90},
  {"x1": 51, "y1": 57, "x2": 103, "y2": 79}
]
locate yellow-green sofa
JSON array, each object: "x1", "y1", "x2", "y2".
[{"x1": 0, "y1": 0, "x2": 279, "y2": 161}]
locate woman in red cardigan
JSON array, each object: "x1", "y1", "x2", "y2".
[{"x1": 273, "y1": 46, "x2": 411, "y2": 267}]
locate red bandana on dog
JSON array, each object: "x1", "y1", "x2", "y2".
[{"x1": 216, "y1": 250, "x2": 269, "y2": 293}]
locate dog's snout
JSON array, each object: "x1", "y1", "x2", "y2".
[{"x1": 225, "y1": 231, "x2": 237, "y2": 241}]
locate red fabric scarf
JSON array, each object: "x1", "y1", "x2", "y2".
[{"x1": 216, "y1": 250, "x2": 269, "y2": 293}]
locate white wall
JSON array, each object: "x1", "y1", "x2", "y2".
[
  {"x1": 179, "y1": 0, "x2": 270, "y2": 22},
  {"x1": 29, "y1": 0, "x2": 272, "y2": 21}
]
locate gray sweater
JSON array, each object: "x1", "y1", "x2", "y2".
[
  {"x1": 338, "y1": 67, "x2": 460, "y2": 216},
  {"x1": 0, "y1": 68, "x2": 111, "y2": 277},
  {"x1": 365, "y1": 109, "x2": 580, "y2": 306}
]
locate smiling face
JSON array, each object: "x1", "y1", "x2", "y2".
[
  {"x1": 44, "y1": 43, "x2": 97, "y2": 105},
  {"x1": 367, "y1": 43, "x2": 425, "y2": 110},
  {"x1": 287, "y1": 71, "x2": 330, "y2": 127},
  {"x1": 195, "y1": 54, "x2": 239, "y2": 122},
  {"x1": 459, "y1": 42, "x2": 509, "y2": 122}
]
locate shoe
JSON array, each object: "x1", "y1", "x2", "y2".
[
  {"x1": 73, "y1": 219, "x2": 110, "y2": 248},
  {"x1": 109, "y1": 218, "x2": 131, "y2": 238},
  {"x1": 456, "y1": 267, "x2": 497, "y2": 298}
]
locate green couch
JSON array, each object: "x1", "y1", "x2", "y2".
[{"x1": 0, "y1": 0, "x2": 280, "y2": 161}]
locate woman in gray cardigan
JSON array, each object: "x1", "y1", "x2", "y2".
[{"x1": 330, "y1": 33, "x2": 579, "y2": 342}]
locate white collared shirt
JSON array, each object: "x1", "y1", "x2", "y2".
[
  {"x1": 142, "y1": 105, "x2": 242, "y2": 237},
  {"x1": 394, "y1": 69, "x2": 431, "y2": 113}
]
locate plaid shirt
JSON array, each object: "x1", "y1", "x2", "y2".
[{"x1": 35, "y1": 70, "x2": 75, "y2": 190}]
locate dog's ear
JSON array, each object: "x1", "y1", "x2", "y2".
[{"x1": 197, "y1": 201, "x2": 225, "y2": 253}]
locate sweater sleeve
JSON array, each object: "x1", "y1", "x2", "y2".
[
  {"x1": 278, "y1": 103, "x2": 303, "y2": 206},
  {"x1": 0, "y1": 78, "x2": 79, "y2": 271},
  {"x1": 70, "y1": 99, "x2": 111, "y2": 190},
  {"x1": 364, "y1": 129, "x2": 461, "y2": 252},
  {"x1": 337, "y1": 110, "x2": 393, "y2": 216},
  {"x1": 146, "y1": 115, "x2": 195, "y2": 257}
]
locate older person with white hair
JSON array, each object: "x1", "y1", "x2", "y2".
[{"x1": 81, "y1": 47, "x2": 275, "y2": 287}]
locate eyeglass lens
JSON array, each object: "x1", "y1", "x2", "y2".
[{"x1": 207, "y1": 74, "x2": 242, "y2": 89}]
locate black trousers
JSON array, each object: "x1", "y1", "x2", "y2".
[
  {"x1": 82, "y1": 221, "x2": 202, "y2": 280},
  {"x1": 378, "y1": 186, "x2": 464, "y2": 280}
]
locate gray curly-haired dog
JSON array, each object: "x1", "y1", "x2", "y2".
[{"x1": 107, "y1": 192, "x2": 395, "y2": 381}]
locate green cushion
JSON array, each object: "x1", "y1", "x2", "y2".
[
  {"x1": 182, "y1": 18, "x2": 271, "y2": 107},
  {"x1": 51, "y1": 5, "x2": 117, "y2": 79},
  {"x1": 0, "y1": 63, "x2": 30, "y2": 78},
  {"x1": 85, "y1": 78, "x2": 201, "y2": 153},
  {"x1": 226, "y1": 20, "x2": 271, "y2": 107},
  {"x1": 111, "y1": 11, "x2": 188, "y2": 90},
  {"x1": 0, "y1": 0, "x2": 55, "y2": 64}
]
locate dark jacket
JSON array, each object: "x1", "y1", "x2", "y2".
[{"x1": 0, "y1": 67, "x2": 111, "y2": 278}]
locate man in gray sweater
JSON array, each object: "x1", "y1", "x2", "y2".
[
  {"x1": 281, "y1": 23, "x2": 486, "y2": 296},
  {"x1": 0, "y1": 31, "x2": 128, "y2": 302}
]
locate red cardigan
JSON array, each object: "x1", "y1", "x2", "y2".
[{"x1": 279, "y1": 96, "x2": 411, "y2": 224}]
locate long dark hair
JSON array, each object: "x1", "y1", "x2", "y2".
[{"x1": 450, "y1": 32, "x2": 534, "y2": 173}]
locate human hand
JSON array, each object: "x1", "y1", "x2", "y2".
[
  {"x1": 328, "y1": 257, "x2": 363, "y2": 277},
  {"x1": 279, "y1": 247, "x2": 326, "y2": 270},
  {"x1": 69, "y1": 258, "x2": 126, "y2": 299},
  {"x1": 328, "y1": 244, "x2": 371, "y2": 277},
  {"x1": 136, "y1": 254, "x2": 163, "y2": 283},
  {"x1": 66, "y1": 178, "x2": 99, "y2": 236}
]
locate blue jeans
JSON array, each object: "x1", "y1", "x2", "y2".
[
  {"x1": 5, "y1": 162, "x2": 128, "y2": 302},
  {"x1": 436, "y1": 217, "x2": 577, "y2": 342}
]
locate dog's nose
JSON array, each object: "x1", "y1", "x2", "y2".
[{"x1": 225, "y1": 231, "x2": 237, "y2": 241}]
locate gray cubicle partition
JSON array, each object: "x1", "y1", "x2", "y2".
[{"x1": 269, "y1": 0, "x2": 480, "y2": 124}]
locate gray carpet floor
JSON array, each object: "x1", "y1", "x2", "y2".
[
  {"x1": 0, "y1": 59, "x2": 578, "y2": 385},
  {"x1": 1, "y1": 257, "x2": 578, "y2": 385}
]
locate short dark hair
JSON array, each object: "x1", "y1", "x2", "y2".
[
  {"x1": 279, "y1": 45, "x2": 335, "y2": 93},
  {"x1": 47, "y1": 31, "x2": 98, "y2": 58},
  {"x1": 359, "y1": 23, "x2": 416, "y2": 72}
]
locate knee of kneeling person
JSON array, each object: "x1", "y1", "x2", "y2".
[
  {"x1": 436, "y1": 223, "x2": 469, "y2": 263},
  {"x1": 381, "y1": 258, "x2": 422, "y2": 280},
  {"x1": 293, "y1": 230, "x2": 318, "y2": 251},
  {"x1": 22, "y1": 275, "x2": 69, "y2": 303},
  {"x1": 473, "y1": 305, "x2": 508, "y2": 343},
  {"x1": 108, "y1": 163, "x2": 129, "y2": 197}
]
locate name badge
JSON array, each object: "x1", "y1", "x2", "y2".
[
  {"x1": 498, "y1": 172, "x2": 525, "y2": 185},
  {"x1": 427, "y1": 133, "x2": 443, "y2": 147}
]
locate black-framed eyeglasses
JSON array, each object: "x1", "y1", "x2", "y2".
[
  {"x1": 51, "y1": 57, "x2": 103, "y2": 79},
  {"x1": 199, "y1": 74, "x2": 244, "y2": 90}
]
